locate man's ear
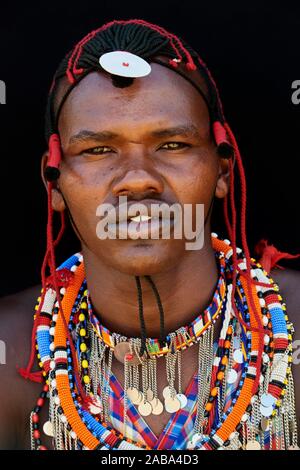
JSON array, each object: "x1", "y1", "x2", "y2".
[
  {"x1": 214, "y1": 157, "x2": 231, "y2": 199},
  {"x1": 41, "y1": 151, "x2": 66, "y2": 212}
]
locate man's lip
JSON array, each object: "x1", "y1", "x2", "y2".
[
  {"x1": 104, "y1": 199, "x2": 175, "y2": 224},
  {"x1": 107, "y1": 217, "x2": 175, "y2": 240}
]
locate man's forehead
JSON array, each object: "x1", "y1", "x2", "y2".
[{"x1": 53, "y1": 59, "x2": 209, "y2": 118}]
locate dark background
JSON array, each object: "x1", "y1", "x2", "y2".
[{"x1": 0, "y1": 0, "x2": 299, "y2": 297}]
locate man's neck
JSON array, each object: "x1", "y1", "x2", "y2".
[{"x1": 82, "y1": 239, "x2": 219, "y2": 338}]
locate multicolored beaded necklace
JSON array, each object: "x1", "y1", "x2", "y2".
[{"x1": 30, "y1": 235, "x2": 298, "y2": 450}]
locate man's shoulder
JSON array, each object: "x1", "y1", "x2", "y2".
[
  {"x1": 0, "y1": 284, "x2": 41, "y2": 351},
  {"x1": 0, "y1": 284, "x2": 42, "y2": 449}
]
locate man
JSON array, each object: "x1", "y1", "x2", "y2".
[{"x1": 0, "y1": 19, "x2": 299, "y2": 450}]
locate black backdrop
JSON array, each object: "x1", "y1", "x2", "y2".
[{"x1": 0, "y1": 0, "x2": 299, "y2": 297}]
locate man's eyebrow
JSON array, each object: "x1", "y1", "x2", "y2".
[
  {"x1": 69, "y1": 130, "x2": 119, "y2": 145},
  {"x1": 68, "y1": 124, "x2": 201, "y2": 145},
  {"x1": 149, "y1": 124, "x2": 201, "y2": 139}
]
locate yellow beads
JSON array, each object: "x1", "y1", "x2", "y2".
[
  {"x1": 82, "y1": 360, "x2": 88, "y2": 369},
  {"x1": 80, "y1": 328, "x2": 86, "y2": 337},
  {"x1": 80, "y1": 343, "x2": 87, "y2": 352},
  {"x1": 81, "y1": 302, "x2": 88, "y2": 309},
  {"x1": 83, "y1": 375, "x2": 90, "y2": 384},
  {"x1": 79, "y1": 313, "x2": 85, "y2": 322}
]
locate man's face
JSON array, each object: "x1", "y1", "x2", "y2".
[{"x1": 51, "y1": 63, "x2": 228, "y2": 276}]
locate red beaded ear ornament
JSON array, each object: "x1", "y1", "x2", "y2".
[{"x1": 44, "y1": 133, "x2": 62, "y2": 182}]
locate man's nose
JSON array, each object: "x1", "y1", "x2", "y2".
[{"x1": 112, "y1": 168, "x2": 164, "y2": 198}]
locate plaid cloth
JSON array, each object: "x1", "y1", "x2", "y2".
[
  {"x1": 103, "y1": 346, "x2": 244, "y2": 450},
  {"x1": 108, "y1": 371, "x2": 199, "y2": 450}
]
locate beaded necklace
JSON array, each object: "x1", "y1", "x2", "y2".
[{"x1": 31, "y1": 235, "x2": 298, "y2": 450}]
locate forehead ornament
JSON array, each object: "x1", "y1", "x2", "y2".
[{"x1": 99, "y1": 51, "x2": 152, "y2": 78}]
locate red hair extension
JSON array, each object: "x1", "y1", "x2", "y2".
[
  {"x1": 133, "y1": 19, "x2": 196, "y2": 70},
  {"x1": 18, "y1": 209, "x2": 66, "y2": 383},
  {"x1": 45, "y1": 133, "x2": 62, "y2": 182},
  {"x1": 66, "y1": 30, "x2": 97, "y2": 83},
  {"x1": 67, "y1": 21, "x2": 126, "y2": 83},
  {"x1": 45, "y1": 182, "x2": 92, "y2": 406},
  {"x1": 213, "y1": 121, "x2": 232, "y2": 149},
  {"x1": 195, "y1": 54, "x2": 225, "y2": 122},
  {"x1": 131, "y1": 20, "x2": 184, "y2": 67},
  {"x1": 227, "y1": 159, "x2": 255, "y2": 332},
  {"x1": 48, "y1": 134, "x2": 61, "y2": 170},
  {"x1": 224, "y1": 123, "x2": 267, "y2": 395},
  {"x1": 223, "y1": 195, "x2": 233, "y2": 241}
]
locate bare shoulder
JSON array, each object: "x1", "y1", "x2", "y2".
[{"x1": 0, "y1": 285, "x2": 42, "y2": 449}]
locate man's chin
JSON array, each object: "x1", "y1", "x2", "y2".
[{"x1": 102, "y1": 242, "x2": 181, "y2": 277}]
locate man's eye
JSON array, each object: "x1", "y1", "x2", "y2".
[
  {"x1": 160, "y1": 142, "x2": 190, "y2": 150},
  {"x1": 82, "y1": 146, "x2": 113, "y2": 155}
]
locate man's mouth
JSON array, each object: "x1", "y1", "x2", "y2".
[{"x1": 107, "y1": 214, "x2": 175, "y2": 240}]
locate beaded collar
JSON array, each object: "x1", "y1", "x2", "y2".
[
  {"x1": 30, "y1": 235, "x2": 298, "y2": 450},
  {"x1": 86, "y1": 251, "x2": 227, "y2": 357}
]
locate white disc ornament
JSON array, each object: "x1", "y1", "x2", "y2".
[
  {"x1": 245, "y1": 440, "x2": 261, "y2": 450},
  {"x1": 165, "y1": 396, "x2": 181, "y2": 413},
  {"x1": 176, "y1": 393, "x2": 188, "y2": 409},
  {"x1": 260, "y1": 404, "x2": 274, "y2": 417},
  {"x1": 227, "y1": 369, "x2": 238, "y2": 384},
  {"x1": 233, "y1": 349, "x2": 244, "y2": 364},
  {"x1": 150, "y1": 398, "x2": 164, "y2": 416},
  {"x1": 138, "y1": 401, "x2": 152, "y2": 417},
  {"x1": 260, "y1": 393, "x2": 276, "y2": 408},
  {"x1": 43, "y1": 420, "x2": 54, "y2": 437},
  {"x1": 126, "y1": 387, "x2": 140, "y2": 403},
  {"x1": 99, "y1": 51, "x2": 152, "y2": 78},
  {"x1": 162, "y1": 386, "x2": 173, "y2": 399},
  {"x1": 146, "y1": 388, "x2": 154, "y2": 402}
]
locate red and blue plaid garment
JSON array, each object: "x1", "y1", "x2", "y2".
[{"x1": 104, "y1": 351, "x2": 244, "y2": 450}]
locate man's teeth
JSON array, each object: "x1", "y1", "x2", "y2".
[{"x1": 129, "y1": 215, "x2": 152, "y2": 222}]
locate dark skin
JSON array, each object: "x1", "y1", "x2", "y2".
[{"x1": 0, "y1": 64, "x2": 299, "y2": 448}]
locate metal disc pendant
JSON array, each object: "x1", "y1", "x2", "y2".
[
  {"x1": 165, "y1": 396, "x2": 181, "y2": 413},
  {"x1": 233, "y1": 349, "x2": 244, "y2": 364},
  {"x1": 227, "y1": 369, "x2": 238, "y2": 384},
  {"x1": 127, "y1": 387, "x2": 140, "y2": 403},
  {"x1": 260, "y1": 393, "x2": 276, "y2": 408},
  {"x1": 138, "y1": 401, "x2": 152, "y2": 416},
  {"x1": 132, "y1": 391, "x2": 144, "y2": 405},
  {"x1": 43, "y1": 420, "x2": 54, "y2": 437},
  {"x1": 146, "y1": 388, "x2": 154, "y2": 402},
  {"x1": 260, "y1": 404, "x2": 274, "y2": 417},
  {"x1": 150, "y1": 398, "x2": 164, "y2": 415},
  {"x1": 176, "y1": 393, "x2": 188, "y2": 409},
  {"x1": 163, "y1": 386, "x2": 173, "y2": 399},
  {"x1": 246, "y1": 440, "x2": 261, "y2": 450}
]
